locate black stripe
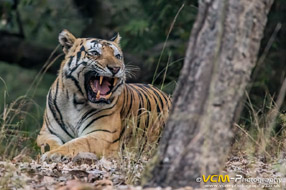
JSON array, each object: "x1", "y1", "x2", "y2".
[
  {"x1": 68, "y1": 56, "x2": 74, "y2": 67},
  {"x1": 150, "y1": 86, "x2": 164, "y2": 112},
  {"x1": 112, "y1": 125, "x2": 126, "y2": 143},
  {"x1": 76, "y1": 50, "x2": 82, "y2": 64},
  {"x1": 77, "y1": 108, "x2": 97, "y2": 128},
  {"x1": 151, "y1": 85, "x2": 170, "y2": 109},
  {"x1": 80, "y1": 45, "x2": 85, "y2": 51},
  {"x1": 68, "y1": 49, "x2": 87, "y2": 77},
  {"x1": 65, "y1": 71, "x2": 84, "y2": 95},
  {"x1": 94, "y1": 61, "x2": 105, "y2": 70},
  {"x1": 86, "y1": 129, "x2": 117, "y2": 135},
  {"x1": 73, "y1": 93, "x2": 86, "y2": 105},
  {"x1": 90, "y1": 63, "x2": 105, "y2": 72},
  {"x1": 81, "y1": 111, "x2": 115, "y2": 134},
  {"x1": 138, "y1": 84, "x2": 161, "y2": 114},
  {"x1": 68, "y1": 61, "x2": 83, "y2": 76},
  {"x1": 135, "y1": 85, "x2": 152, "y2": 141},
  {"x1": 53, "y1": 80, "x2": 74, "y2": 138},
  {"x1": 76, "y1": 97, "x2": 119, "y2": 129},
  {"x1": 45, "y1": 116, "x2": 63, "y2": 143},
  {"x1": 120, "y1": 87, "x2": 127, "y2": 115},
  {"x1": 136, "y1": 85, "x2": 151, "y2": 138},
  {"x1": 77, "y1": 64, "x2": 86, "y2": 78},
  {"x1": 150, "y1": 86, "x2": 168, "y2": 125},
  {"x1": 61, "y1": 73, "x2": 65, "y2": 89},
  {"x1": 138, "y1": 84, "x2": 162, "y2": 112},
  {"x1": 129, "y1": 85, "x2": 144, "y2": 134},
  {"x1": 137, "y1": 85, "x2": 152, "y2": 111},
  {"x1": 91, "y1": 40, "x2": 99, "y2": 44},
  {"x1": 125, "y1": 85, "x2": 134, "y2": 116},
  {"x1": 66, "y1": 89, "x2": 69, "y2": 99},
  {"x1": 138, "y1": 85, "x2": 167, "y2": 139},
  {"x1": 48, "y1": 90, "x2": 73, "y2": 139},
  {"x1": 111, "y1": 81, "x2": 124, "y2": 93}
]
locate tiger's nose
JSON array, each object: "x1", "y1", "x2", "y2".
[{"x1": 107, "y1": 66, "x2": 120, "y2": 74}]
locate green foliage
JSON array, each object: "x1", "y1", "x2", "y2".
[{"x1": 0, "y1": 0, "x2": 84, "y2": 47}]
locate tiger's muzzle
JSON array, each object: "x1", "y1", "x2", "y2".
[{"x1": 84, "y1": 72, "x2": 122, "y2": 104}]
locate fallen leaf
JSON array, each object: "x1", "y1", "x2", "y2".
[{"x1": 72, "y1": 152, "x2": 98, "y2": 164}]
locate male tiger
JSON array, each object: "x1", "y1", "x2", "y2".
[{"x1": 37, "y1": 29, "x2": 171, "y2": 161}]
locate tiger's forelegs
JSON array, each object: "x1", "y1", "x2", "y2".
[
  {"x1": 37, "y1": 125, "x2": 63, "y2": 152},
  {"x1": 41, "y1": 132, "x2": 120, "y2": 162}
]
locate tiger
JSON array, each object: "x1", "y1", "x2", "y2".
[{"x1": 37, "y1": 29, "x2": 171, "y2": 161}]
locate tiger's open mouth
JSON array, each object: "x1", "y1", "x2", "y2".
[{"x1": 85, "y1": 73, "x2": 119, "y2": 104}]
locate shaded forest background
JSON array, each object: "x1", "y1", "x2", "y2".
[{"x1": 0, "y1": 0, "x2": 285, "y2": 158}]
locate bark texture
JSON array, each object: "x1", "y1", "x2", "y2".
[{"x1": 146, "y1": 0, "x2": 274, "y2": 188}]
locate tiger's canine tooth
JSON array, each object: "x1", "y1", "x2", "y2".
[
  {"x1": 99, "y1": 76, "x2": 103, "y2": 85},
  {"x1": 105, "y1": 92, "x2": 112, "y2": 99},
  {"x1": 113, "y1": 78, "x2": 118, "y2": 86},
  {"x1": 96, "y1": 90, "x2": 101, "y2": 100}
]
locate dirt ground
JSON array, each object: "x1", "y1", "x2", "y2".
[{"x1": 1, "y1": 151, "x2": 286, "y2": 190}]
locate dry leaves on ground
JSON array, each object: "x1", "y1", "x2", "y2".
[{"x1": 1, "y1": 151, "x2": 285, "y2": 190}]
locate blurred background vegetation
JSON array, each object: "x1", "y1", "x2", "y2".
[{"x1": 0, "y1": 0, "x2": 285, "y2": 158}]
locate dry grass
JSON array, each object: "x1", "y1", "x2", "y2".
[
  {"x1": 0, "y1": 88, "x2": 35, "y2": 159},
  {"x1": 233, "y1": 85, "x2": 286, "y2": 160},
  {"x1": 117, "y1": 111, "x2": 164, "y2": 185},
  {"x1": 0, "y1": 47, "x2": 61, "y2": 160}
]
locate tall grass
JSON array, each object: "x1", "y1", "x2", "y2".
[
  {"x1": 233, "y1": 78, "x2": 286, "y2": 160},
  {"x1": 231, "y1": 23, "x2": 285, "y2": 163},
  {"x1": 151, "y1": 3, "x2": 185, "y2": 86},
  {"x1": 117, "y1": 108, "x2": 169, "y2": 185},
  {"x1": 0, "y1": 47, "x2": 61, "y2": 160}
]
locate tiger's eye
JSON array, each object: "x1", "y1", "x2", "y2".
[
  {"x1": 90, "y1": 50, "x2": 100, "y2": 56},
  {"x1": 115, "y1": 54, "x2": 121, "y2": 59}
]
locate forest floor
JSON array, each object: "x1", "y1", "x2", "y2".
[{"x1": 1, "y1": 151, "x2": 286, "y2": 190}]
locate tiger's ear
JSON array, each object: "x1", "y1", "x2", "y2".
[
  {"x1": 110, "y1": 33, "x2": 121, "y2": 44},
  {"x1": 58, "y1": 29, "x2": 76, "y2": 54}
]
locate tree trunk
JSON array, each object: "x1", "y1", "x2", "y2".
[{"x1": 145, "y1": 0, "x2": 274, "y2": 188}]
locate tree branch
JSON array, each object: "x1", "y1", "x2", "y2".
[{"x1": 0, "y1": 31, "x2": 62, "y2": 73}]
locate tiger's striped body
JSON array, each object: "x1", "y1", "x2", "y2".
[{"x1": 37, "y1": 30, "x2": 170, "y2": 160}]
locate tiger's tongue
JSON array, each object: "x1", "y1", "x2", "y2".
[{"x1": 94, "y1": 80, "x2": 110, "y2": 95}]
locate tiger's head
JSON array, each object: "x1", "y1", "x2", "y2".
[{"x1": 59, "y1": 29, "x2": 125, "y2": 108}]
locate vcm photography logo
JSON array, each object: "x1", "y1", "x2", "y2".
[
  {"x1": 196, "y1": 174, "x2": 282, "y2": 184},
  {"x1": 196, "y1": 175, "x2": 235, "y2": 183}
]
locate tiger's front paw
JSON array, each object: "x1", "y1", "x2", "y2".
[{"x1": 41, "y1": 149, "x2": 71, "y2": 162}]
